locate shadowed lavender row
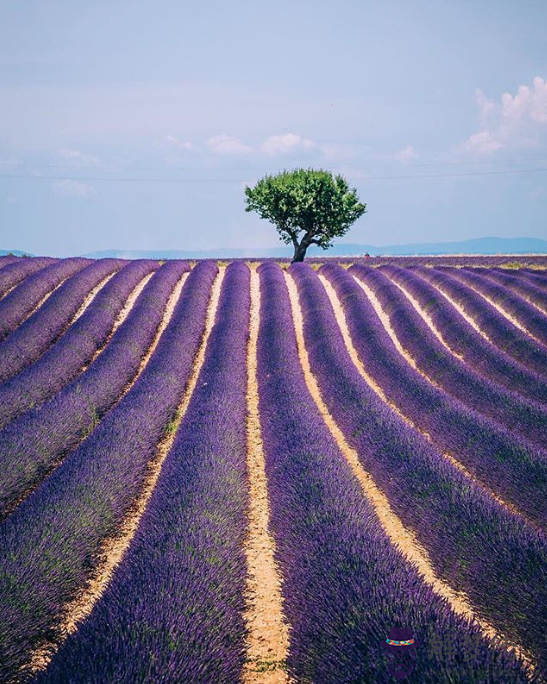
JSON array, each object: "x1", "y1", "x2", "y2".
[
  {"x1": 0, "y1": 259, "x2": 159, "y2": 430},
  {"x1": 378, "y1": 264, "x2": 547, "y2": 405},
  {"x1": 0, "y1": 258, "x2": 125, "y2": 383},
  {"x1": 350, "y1": 265, "x2": 547, "y2": 452},
  {"x1": 445, "y1": 267, "x2": 547, "y2": 347},
  {"x1": 320, "y1": 264, "x2": 547, "y2": 529},
  {"x1": 0, "y1": 257, "x2": 56, "y2": 299},
  {"x1": 0, "y1": 260, "x2": 187, "y2": 519},
  {"x1": 0, "y1": 261, "x2": 217, "y2": 681},
  {"x1": 256, "y1": 262, "x2": 531, "y2": 684},
  {"x1": 36, "y1": 262, "x2": 250, "y2": 684},
  {"x1": 0, "y1": 258, "x2": 90, "y2": 340},
  {"x1": 415, "y1": 266, "x2": 547, "y2": 379},
  {"x1": 473, "y1": 267, "x2": 547, "y2": 314},
  {"x1": 290, "y1": 262, "x2": 547, "y2": 674}
]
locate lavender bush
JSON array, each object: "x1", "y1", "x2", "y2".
[
  {"x1": 0, "y1": 261, "x2": 217, "y2": 680},
  {"x1": 0, "y1": 259, "x2": 124, "y2": 382},
  {"x1": 290, "y1": 262, "x2": 547, "y2": 673},
  {"x1": 0, "y1": 259, "x2": 159, "y2": 429}
]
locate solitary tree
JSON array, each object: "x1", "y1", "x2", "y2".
[{"x1": 245, "y1": 168, "x2": 366, "y2": 262}]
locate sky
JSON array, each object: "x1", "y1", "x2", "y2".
[{"x1": 0, "y1": 0, "x2": 546, "y2": 257}]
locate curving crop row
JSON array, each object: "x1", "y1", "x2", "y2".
[
  {"x1": 0, "y1": 255, "x2": 19, "y2": 269},
  {"x1": 36, "y1": 262, "x2": 250, "y2": 684},
  {"x1": 255, "y1": 262, "x2": 530, "y2": 684},
  {"x1": 445, "y1": 267, "x2": 547, "y2": 347},
  {"x1": 351, "y1": 265, "x2": 547, "y2": 451},
  {"x1": 0, "y1": 259, "x2": 159, "y2": 430},
  {"x1": 319, "y1": 263, "x2": 547, "y2": 528},
  {"x1": 0, "y1": 260, "x2": 188, "y2": 518},
  {"x1": 0, "y1": 261, "x2": 218, "y2": 681},
  {"x1": 378, "y1": 264, "x2": 547, "y2": 405},
  {"x1": 0, "y1": 257, "x2": 56, "y2": 299},
  {"x1": 414, "y1": 266, "x2": 547, "y2": 379},
  {"x1": 289, "y1": 262, "x2": 547, "y2": 674},
  {"x1": 475, "y1": 267, "x2": 547, "y2": 313},
  {"x1": 0, "y1": 259, "x2": 125, "y2": 383},
  {"x1": 0, "y1": 258, "x2": 90, "y2": 340}
]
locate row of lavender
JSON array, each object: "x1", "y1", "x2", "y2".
[
  {"x1": 0, "y1": 262, "x2": 216, "y2": 680},
  {"x1": 351, "y1": 265, "x2": 547, "y2": 450},
  {"x1": 0, "y1": 260, "x2": 187, "y2": 518},
  {"x1": 36, "y1": 262, "x2": 251, "y2": 683},
  {"x1": 0, "y1": 259, "x2": 159, "y2": 429},
  {"x1": 0, "y1": 259, "x2": 127, "y2": 382},
  {"x1": 318, "y1": 264, "x2": 547, "y2": 530},
  {"x1": 0, "y1": 258, "x2": 90, "y2": 340},
  {"x1": 290, "y1": 262, "x2": 547, "y2": 675},
  {"x1": 377, "y1": 265, "x2": 547, "y2": 404},
  {"x1": 255, "y1": 262, "x2": 531, "y2": 683},
  {"x1": 415, "y1": 267, "x2": 547, "y2": 379}
]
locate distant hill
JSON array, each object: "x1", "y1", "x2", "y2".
[
  {"x1": 83, "y1": 237, "x2": 547, "y2": 259},
  {"x1": 0, "y1": 249, "x2": 35, "y2": 257}
]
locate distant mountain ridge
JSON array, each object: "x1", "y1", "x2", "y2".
[
  {"x1": 3, "y1": 237, "x2": 547, "y2": 259},
  {"x1": 82, "y1": 237, "x2": 547, "y2": 259}
]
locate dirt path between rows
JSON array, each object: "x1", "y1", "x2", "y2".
[
  {"x1": 82, "y1": 270, "x2": 155, "y2": 371},
  {"x1": 285, "y1": 271, "x2": 536, "y2": 677},
  {"x1": 242, "y1": 267, "x2": 290, "y2": 684},
  {"x1": 337, "y1": 274, "x2": 538, "y2": 526},
  {"x1": 24, "y1": 268, "x2": 225, "y2": 679}
]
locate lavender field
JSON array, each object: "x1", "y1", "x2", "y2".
[{"x1": 1, "y1": 254, "x2": 547, "y2": 683}]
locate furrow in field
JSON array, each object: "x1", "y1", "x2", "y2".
[
  {"x1": 0, "y1": 257, "x2": 56, "y2": 300},
  {"x1": 81, "y1": 269, "x2": 155, "y2": 371},
  {"x1": 378, "y1": 265, "x2": 547, "y2": 405},
  {"x1": 253, "y1": 263, "x2": 533, "y2": 683},
  {"x1": 317, "y1": 272, "x2": 533, "y2": 525},
  {"x1": 27, "y1": 267, "x2": 226, "y2": 680},
  {"x1": 0, "y1": 261, "x2": 188, "y2": 520},
  {"x1": 243, "y1": 267, "x2": 290, "y2": 684},
  {"x1": 447, "y1": 267, "x2": 547, "y2": 346},
  {"x1": 288, "y1": 262, "x2": 547, "y2": 676},
  {"x1": 478, "y1": 268, "x2": 547, "y2": 315},
  {"x1": 320, "y1": 264, "x2": 547, "y2": 531},
  {"x1": 0, "y1": 261, "x2": 219, "y2": 682},
  {"x1": 415, "y1": 266, "x2": 547, "y2": 379},
  {"x1": 0, "y1": 259, "x2": 124, "y2": 383},
  {"x1": 349, "y1": 266, "x2": 547, "y2": 453},
  {"x1": 0, "y1": 260, "x2": 160, "y2": 430},
  {"x1": 0, "y1": 259, "x2": 90, "y2": 340},
  {"x1": 34, "y1": 265, "x2": 254, "y2": 684}
]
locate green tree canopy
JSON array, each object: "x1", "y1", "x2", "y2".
[{"x1": 244, "y1": 168, "x2": 366, "y2": 262}]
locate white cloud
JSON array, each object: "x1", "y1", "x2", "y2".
[
  {"x1": 52, "y1": 179, "x2": 95, "y2": 198},
  {"x1": 460, "y1": 76, "x2": 547, "y2": 155},
  {"x1": 206, "y1": 134, "x2": 251, "y2": 154},
  {"x1": 394, "y1": 145, "x2": 418, "y2": 162},
  {"x1": 260, "y1": 133, "x2": 318, "y2": 156},
  {"x1": 58, "y1": 148, "x2": 99, "y2": 166},
  {"x1": 166, "y1": 135, "x2": 194, "y2": 150}
]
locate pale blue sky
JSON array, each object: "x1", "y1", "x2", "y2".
[{"x1": 1, "y1": 0, "x2": 546, "y2": 256}]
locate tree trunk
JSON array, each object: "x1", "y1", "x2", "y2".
[{"x1": 292, "y1": 242, "x2": 308, "y2": 262}]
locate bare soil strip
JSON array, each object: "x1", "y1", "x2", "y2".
[
  {"x1": 18, "y1": 276, "x2": 71, "y2": 327},
  {"x1": 243, "y1": 268, "x2": 290, "y2": 684},
  {"x1": 284, "y1": 272, "x2": 536, "y2": 674},
  {"x1": 459, "y1": 280, "x2": 541, "y2": 342},
  {"x1": 2, "y1": 272, "x2": 190, "y2": 524},
  {"x1": 81, "y1": 271, "x2": 155, "y2": 371},
  {"x1": 350, "y1": 275, "x2": 442, "y2": 388},
  {"x1": 70, "y1": 272, "x2": 117, "y2": 325},
  {"x1": 426, "y1": 278, "x2": 491, "y2": 340},
  {"x1": 388, "y1": 278, "x2": 465, "y2": 360},
  {"x1": 26, "y1": 268, "x2": 225, "y2": 678},
  {"x1": 321, "y1": 275, "x2": 541, "y2": 530}
]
